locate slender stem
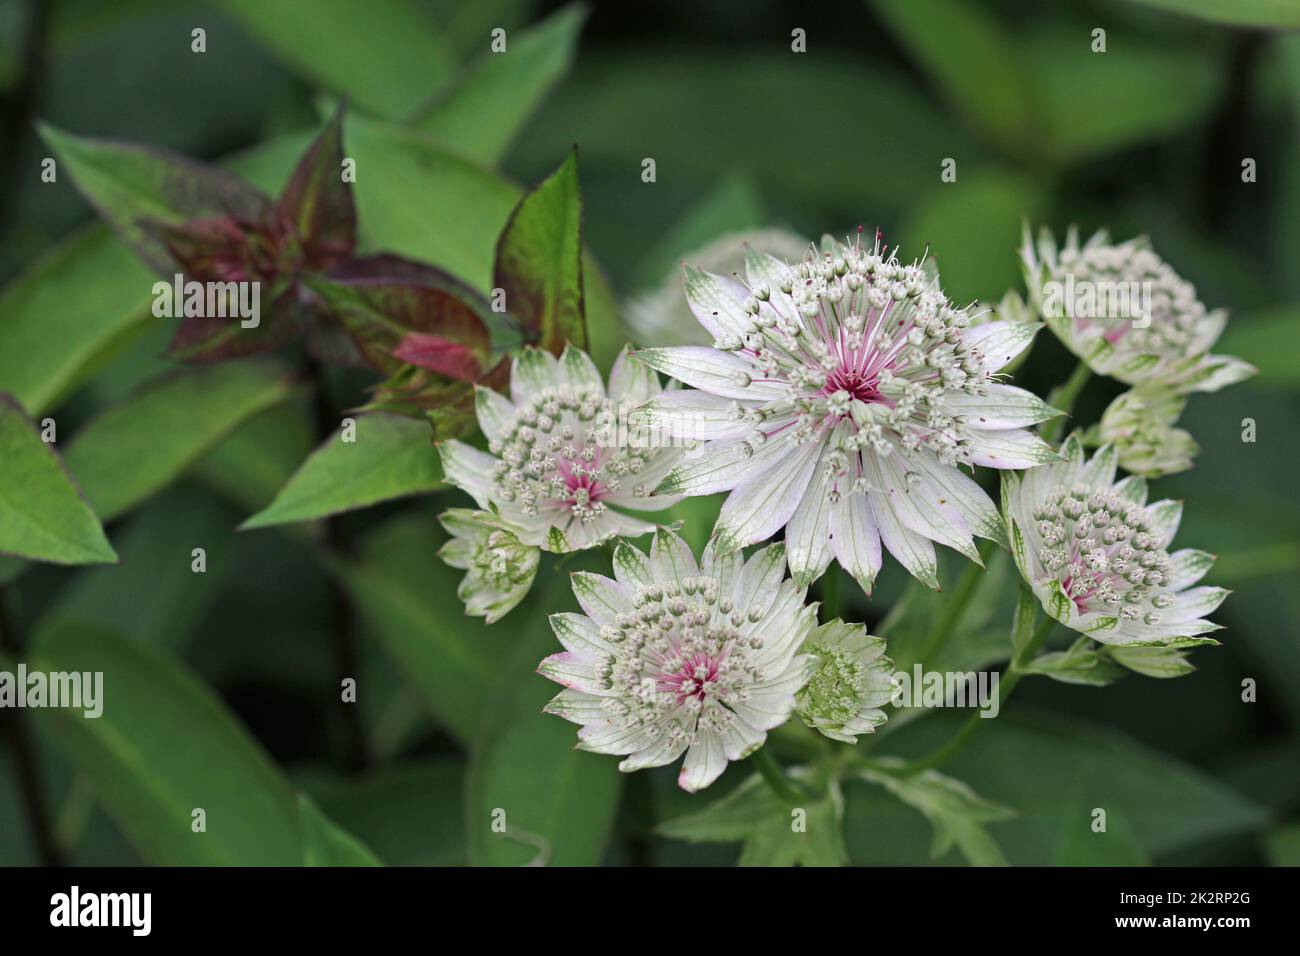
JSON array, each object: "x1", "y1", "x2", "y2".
[
  {"x1": 820, "y1": 566, "x2": 841, "y2": 622},
  {"x1": 912, "y1": 541, "x2": 996, "y2": 666},
  {"x1": 303, "y1": 355, "x2": 370, "y2": 773},
  {"x1": 0, "y1": 587, "x2": 63, "y2": 865},
  {"x1": 1040, "y1": 360, "x2": 1092, "y2": 445},
  {"x1": 751, "y1": 746, "x2": 811, "y2": 805},
  {"x1": 893, "y1": 612, "x2": 1054, "y2": 777}
]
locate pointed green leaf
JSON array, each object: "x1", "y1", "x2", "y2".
[
  {"x1": 494, "y1": 149, "x2": 586, "y2": 353},
  {"x1": 0, "y1": 395, "x2": 116, "y2": 566},
  {"x1": 298, "y1": 795, "x2": 382, "y2": 866},
  {"x1": 242, "y1": 414, "x2": 443, "y2": 529}
]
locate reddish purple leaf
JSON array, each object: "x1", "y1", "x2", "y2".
[{"x1": 276, "y1": 102, "x2": 357, "y2": 271}]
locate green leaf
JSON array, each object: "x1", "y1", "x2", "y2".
[
  {"x1": 242, "y1": 414, "x2": 442, "y2": 529},
  {"x1": 414, "y1": 4, "x2": 587, "y2": 165},
  {"x1": 38, "y1": 121, "x2": 270, "y2": 274},
  {"x1": 217, "y1": 0, "x2": 455, "y2": 119},
  {"x1": 0, "y1": 395, "x2": 116, "y2": 566},
  {"x1": 34, "y1": 488, "x2": 237, "y2": 650},
  {"x1": 849, "y1": 712, "x2": 1269, "y2": 865},
  {"x1": 1263, "y1": 823, "x2": 1300, "y2": 866},
  {"x1": 297, "y1": 795, "x2": 382, "y2": 866},
  {"x1": 658, "y1": 772, "x2": 847, "y2": 866},
  {"x1": 27, "y1": 623, "x2": 303, "y2": 865},
  {"x1": 1217, "y1": 304, "x2": 1300, "y2": 389},
  {"x1": 306, "y1": 760, "x2": 466, "y2": 866},
  {"x1": 467, "y1": 558, "x2": 621, "y2": 866},
  {"x1": 859, "y1": 760, "x2": 1015, "y2": 866},
  {"x1": 1027, "y1": 26, "x2": 1226, "y2": 165},
  {"x1": 1020, "y1": 636, "x2": 1128, "y2": 686},
  {"x1": 331, "y1": 516, "x2": 509, "y2": 745},
  {"x1": 495, "y1": 149, "x2": 586, "y2": 353},
  {"x1": 1120, "y1": 0, "x2": 1300, "y2": 28},
  {"x1": 63, "y1": 360, "x2": 297, "y2": 522},
  {"x1": 0, "y1": 228, "x2": 154, "y2": 415},
  {"x1": 866, "y1": 0, "x2": 1033, "y2": 153},
  {"x1": 192, "y1": 403, "x2": 316, "y2": 515}
]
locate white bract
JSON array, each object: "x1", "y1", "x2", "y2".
[
  {"x1": 540, "y1": 529, "x2": 819, "y2": 792},
  {"x1": 638, "y1": 232, "x2": 1059, "y2": 591},
  {"x1": 1021, "y1": 225, "x2": 1255, "y2": 392},
  {"x1": 794, "y1": 620, "x2": 894, "y2": 743},
  {"x1": 437, "y1": 509, "x2": 539, "y2": 623},
  {"x1": 1003, "y1": 435, "x2": 1227, "y2": 647},
  {"x1": 438, "y1": 345, "x2": 683, "y2": 553},
  {"x1": 627, "y1": 228, "x2": 812, "y2": 347}
]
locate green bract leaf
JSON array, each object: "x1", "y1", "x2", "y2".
[
  {"x1": 63, "y1": 360, "x2": 297, "y2": 522},
  {"x1": 414, "y1": 4, "x2": 587, "y2": 164},
  {"x1": 859, "y1": 760, "x2": 1015, "y2": 866},
  {"x1": 494, "y1": 149, "x2": 586, "y2": 353},
  {"x1": 242, "y1": 413, "x2": 443, "y2": 529},
  {"x1": 0, "y1": 395, "x2": 116, "y2": 566},
  {"x1": 27, "y1": 623, "x2": 302, "y2": 865},
  {"x1": 217, "y1": 0, "x2": 455, "y2": 119}
]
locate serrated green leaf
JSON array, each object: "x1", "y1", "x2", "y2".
[
  {"x1": 242, "y1": 414, "x2": 442, "y2": 529},
  {"x1": 414, "y1": 4, "x2": 587, "y2": 164},
  {"x1": 495, "y1": 149, "x2": 586, "y2": 353},
  {"x1": 0, "y1": 395, "x2": 116, "y2": 566},
  {"x1": 62, "y1": 360, "x2": 297, "y2": 522}
]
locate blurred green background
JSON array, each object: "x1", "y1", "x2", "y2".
[{"x1": 0, "y1": 0, "x2": 1298, "y2": 866}]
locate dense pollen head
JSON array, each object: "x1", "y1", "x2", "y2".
[
  {"x1": 488, "y1": 384, "x2": 659, "y2": 523},
  {"x1": 1033, "y1": 486, "x2": 1174, "y2": 624},
  {"x1": 715, "y1": 233, "x2": 997, "y2": 492},
  {"x1": 594, "y1": 576, "x2": 770, "y2": 739}
]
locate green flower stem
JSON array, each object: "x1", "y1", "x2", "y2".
[
  {"x1": 1040, "y1": 360, "x2": 1092, "y2": 445},
  {"x1": 751, "y1": 745, "x2": 813, "y2": 805},
  {"x1": 912, "y1": 540, "x2": 997, "y2": 666},
  {"x1": 890, "y1": 607, "x2": 1055, "y2": 777}
]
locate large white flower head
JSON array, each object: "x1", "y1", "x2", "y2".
[
  {"x1": 438, "y1": 344, "x2": 684, "y2": 553},
  {"x1": 1021, "y1": 225, "x2": 1255, "y2": 392},
  {"x1": 437, "y1": 509, "x2": 539, "y2": 623},
  {"x1": 627, "y1": 228, "x2": 812, "y2": 347},
  {"x1": 794, "y1": 620, "x2": 894, "y2": 743},
  {"x1": 638, "y1": 231, "x2": 1059, "y2": 591},
  {"x1": 540, "y1": 529, "x2": 819, "y2": 793},
  {"x1": 1003, "y1": 435, "x2": 1227, "y2": 647}
]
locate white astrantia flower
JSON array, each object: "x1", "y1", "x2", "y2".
[
  {"x1": 438, "y1": 344, "x2": 685, "y2": 553},
  {"x1": 437, "y1": 509, "x2": 539, "y2": 623},
  {"x1": 1021, "y1": 225, "x2": 1256, "y2": 393},
  {"x1": 539, "y1": 529, "x2": 819, "y2": 793},
  {"x1": 1002, "y1": 434, "x2": 1227, "y2": 648},
  {"x1": 1091, "y1": 385, "x2": 1198, "y2": 478},
  {"x1": 794, "y1": 620, "x2": 894, "y2": 743},
  {"x1": 637, "y1": 231, "x2": 1060, "y2": 592},
  {"x1": 627, "y1": 228, "x2": 812, "y2": 347}
]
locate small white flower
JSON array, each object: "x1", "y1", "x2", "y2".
[
  {"x1": 1091, "y1": 385, "x2": 1198, "y2": 478},
  {"x1": 437, "y1": 509, "x2": 539, "y2": 623},
  {"x1": 627, "y1": 228, "x2": 812, "y2": 347},
  {"x1": 1002, "y1": 435, "x2": 1227, "y2": 647},
  {"x1": 540, "y1": 529, "x2": 819, "y2": 793},
  {"x1": 438, "y1": 344, "x2": 684, "y2": 552},
  {"x1": 1021, "y1": 225, "x2": 1256, "y2": 392},
  {"x1": 638, "y1": 231, "x2": 1059, "y2": 591},
  {"x1": 795, "y1": 620, "x2": 894, "y2": 742}
]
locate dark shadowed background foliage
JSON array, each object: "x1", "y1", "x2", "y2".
[{"x1": 0, "y1": 0, "x2": 1297, "y2": 866}]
